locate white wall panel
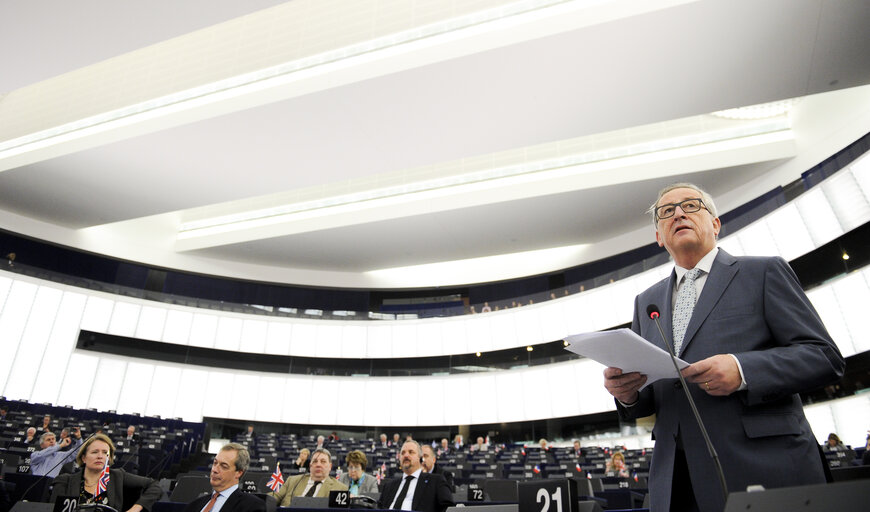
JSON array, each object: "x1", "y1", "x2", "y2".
[
  {"x1": 807, "y1": 287, "x2": 854, "y2": 357},
  {"x1": 335, "y1": 378, "x2": 367, "y2": 426},
  {"x1": 539, "y1": 302, "x2": 568, "y2": 344},
  {"x1": 547, "y1": 363, "x2": 580, "y2": 418},
  {"x1": 281, "y1": 376, "x2": 313, "y2": 424},
  {"x1": 390, "y1": 323, "x2": 418, "y2": 358},
  {"x1": 823, "y1": 170, "x2": 870, "y2": 232},
  {"x1": 522, "y1": 367, "x2": 552, "y2": 420},
  {"x1": 227, "y1": 373, "x2": 259, "y2": 420},
  {"x1": 0, "y1": 280, "x2": 38, "y2": 394},
  {"x1": 308, "y1": 379, "x2": 340, "y2": 426},
  {"x1": 414, "y1": 322, "x2": 442, "y2": 358},
  {"x1": 441, "y1": 377, "x2": 471, "y2": 425},
  {"x1": 366, "y1": 324, "x2": 392, "y2": 358},
  {"x1": 736, "y1": 219, "x2": 780, "y2": 257},
  {"x1": 88, "y1": 358, "x2": 127, "y2": 412},
  {"x1": 575, "y1": 359, "x2": 614, "y2": 415},
  {"x1": 189, "y1": 313, "x2": 219, "y2": 348},
  {"x1": 829, "y1": 395, "x2": 870, "y2": 448},
  {"x1": 175, "y1": 367, "x2": 208, "y2": 421},
  {"x1": 417, "y1": 379, "x2": 445, "y2": 426},
  {"x1": 562, "y1": 292, "x2": 598, "y2": 336},
  {"x1": 716, "y1": 234, "x2": 745, "y2": 256},
  {"x1": 340, "y1": 324, "x2": 367, "y2": 358},
  {"x1": 830, "y1": 273, "x2": 870, "y2": 355},
  {"x1": 852, "y1": 154, "x2": 870, "y2": 201},
  {"x1": 469, "y1": 375, "x2": 498, "y2": 424},
  {"x1": 803, "y1": 402, "x2": 837, "y2": 445},
  {"x1": 796, "y1": 187, "x2": 843, "y2": 246},
  {"x1": 135, "y1": 306, "x2": 167, "y2": 341},
  {"x1": 464, "y1": 316, "x2": 492, "y2": 354},
  {"x1": 5, "y1": 286, "x2": 62, "y2": 400},
  {"x1": 315, "y1": 324, "x2": 344, "y2": 358},
  {"x1": 363, "y1": 380, "x2": 391, "y2": 425},
  {"x1": 494, "y1": 372, "x2": 525, "y2": 423},
  {"x1": 201, "y1": 370, "x2": 233, "y2": 419},
  {"x1": 440, "y1": 320, "x2": 467, "y2": 355},
  {"x1": 389, "y1": 379, "x2": 418, "y2": 426},
  {"x1": 290, "y1": 323, "x2": 317, "y2": 357},
  {"x1": 766, "y1": 204, "x2": 816, "y2": 261},
  {"x1": 57, "y1": 353, "x2": 99, "y2": 409},
  {"x1": 108, "y1": 301, "x2": 140, "y2": 337},
  {"x1": 117, "y1": 362, "x2": 154, "y2": 415},
  {"x1": 488, "y1": 313, "x2": 517, "y2": 351},
  {"x1": 0, "y1": 275, "x2": 12, "y2": 312},
  {"x1": 146, "y1": 366, "x2": 182, "y2": 418},
  {"x1": 32, "y1": 291, "x2": 87, "y2": 404},
  {"x1": 266, "y1": 322, "x2": 293, "y2": 356},
  {"x1": 80, "y1": 296, "x2": 114, "y2": 333},
  {"x1": 239, "y1": 319, "x2": 267, "y2": 353},
  {"x1": 214, "y1": 316, "x2": 243, "y2": 351},
  {"x1": 254, "y1": 373, "x2": 284, "y2": 423},
  {"x1": 163, "y1": 310, "x2": 193, "y2": 345},
  {"x1": 514, "y1": 308, "x2": 543, "y2": 346}
]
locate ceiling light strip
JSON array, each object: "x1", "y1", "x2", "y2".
[
  {"x1": 178, "y1": 121, "x2": 793, "y2": 235},
  {"x1": 0, "y1": 0, "x2": 582, "y2": 156}
]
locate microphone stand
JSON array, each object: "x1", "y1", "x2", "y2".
[{"x1": 647, "y1": 305, "x2": 728, "y2": 505}]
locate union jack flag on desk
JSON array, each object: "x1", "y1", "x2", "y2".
[
  {"x1": 97, "y1": 459, "x2": 111, "y2": 495},
  {"x1": 267, "y1": 463, "x2": 284, "y2": 492}
]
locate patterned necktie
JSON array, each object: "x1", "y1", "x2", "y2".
[
  {"x1": 672, "y1": 268, "x2": 703, "y2": 356},
  {"x1": 201, "y1": 493, "x2": 220, "y2": 512},
  {"x1": 391, "y1": 475, "x2": 414, "y2": 510}
]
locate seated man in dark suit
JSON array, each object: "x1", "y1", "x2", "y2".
[
  {"x1": 184, "y1": 443, "x2": 265, "y2": 512},
  {"x1": 420, "y1": 445, "x2": 455, "y2": 493},
  {"x1": 378, "y1": 441, "x2": 454, "y2": 512}
]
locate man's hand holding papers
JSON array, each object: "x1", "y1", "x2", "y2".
[{"x1": 564, "y1": 328, "x2": 689, "y2": 404}]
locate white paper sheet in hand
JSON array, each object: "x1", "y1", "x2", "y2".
[{"x1": 564, "y1": 328, "x2": 689, "y2": 389}]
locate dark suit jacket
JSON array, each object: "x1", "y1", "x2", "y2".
[
  {"x1": 51, "y1": 468, "x2": 163, "y2": 511},
  {"x1": 428, "y1": 465, "x2": 455, "y2": 493},
  {"x1": 184, "y1": 488, "x2": 265, "y2": 512},
  {"x1": 620, "y1": 250, "x2": 844, "y2": 512},
  {"x1": 377, "y1": 471, "x2": 454, "y2": 512}
]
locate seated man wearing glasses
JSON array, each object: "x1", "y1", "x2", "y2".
[{"x1": 603, "y1": 183, "x2": 844, "y2": 512}]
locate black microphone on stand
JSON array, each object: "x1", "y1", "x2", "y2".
[{"x1": 646, "y1": 303, "x2": 728, "y2": 505}]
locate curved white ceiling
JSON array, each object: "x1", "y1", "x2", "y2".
[{"x1": 1, "y1": 0, "x2": 870, "y2": 288}]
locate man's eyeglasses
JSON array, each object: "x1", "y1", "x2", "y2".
[{"x1": 655, "y1": 198, "x2": 708, "y2": 220}]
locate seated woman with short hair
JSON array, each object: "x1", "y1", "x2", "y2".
[{"x1": 338, "y1": 450, "x2": 378, "y2": 495}]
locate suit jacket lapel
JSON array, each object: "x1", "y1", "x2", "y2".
[{"x1": 680, "y1": 249, "x2": 738, "y2": 354}]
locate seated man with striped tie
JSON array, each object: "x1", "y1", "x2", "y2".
[
  {"x1": 378, "y1": 441, "x2": 454, "y2": 512},
  {"x1": 184, "y1": 443, "x2": 265, "y2": 512},
  {"x1": 270, "y1": 448, "x2": 347, "y2": 506}
]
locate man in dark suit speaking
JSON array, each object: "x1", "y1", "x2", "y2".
[
  {"x1": 603, "y1": 183, "x2": 844, "y2": 512},
  {"x1": 184, "y1": 443, "x2": 265, "y2": 512},
  {"x1": 378, "y1": 440, "x2": 454, "y2": 512}
]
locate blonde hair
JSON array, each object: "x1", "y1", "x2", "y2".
[{"x1": 76, "y1": 433, "x2": 116, "y2": 467}]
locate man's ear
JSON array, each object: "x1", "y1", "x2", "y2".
[
  {"x1": 712, "y1": 217, "x2": 721, "y2": 237},
  {"x1": 655, "y1": 229, "x2": 664, "y2": 247}
]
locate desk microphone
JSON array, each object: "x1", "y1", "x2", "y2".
[{"x1": 647, "y1": 304, "x2": 728, "y2": 504}]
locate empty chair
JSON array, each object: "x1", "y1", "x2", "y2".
[
  {"x1": 483, "y1": 479, "x2": 518, "y2": 502},
  {"x1": 170, "y1": 475, "x2": 212, "y2": 503}
]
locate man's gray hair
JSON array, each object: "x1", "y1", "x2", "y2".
[
  {"x1": 311, "y1": 447, "x2": 333, "y2": 463},
  {"x1": 648, "y1": 182, "x2": 718, "y2": 225},
  {"x1": 402, "y1": 439, "x2": 422, "y2": 454},
  {"x1": 221, "y1": 442, "x2": 251, "y2": 472},
  {"x1": 38, "y1": 432, "x2": 55, "y2": 445}
]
